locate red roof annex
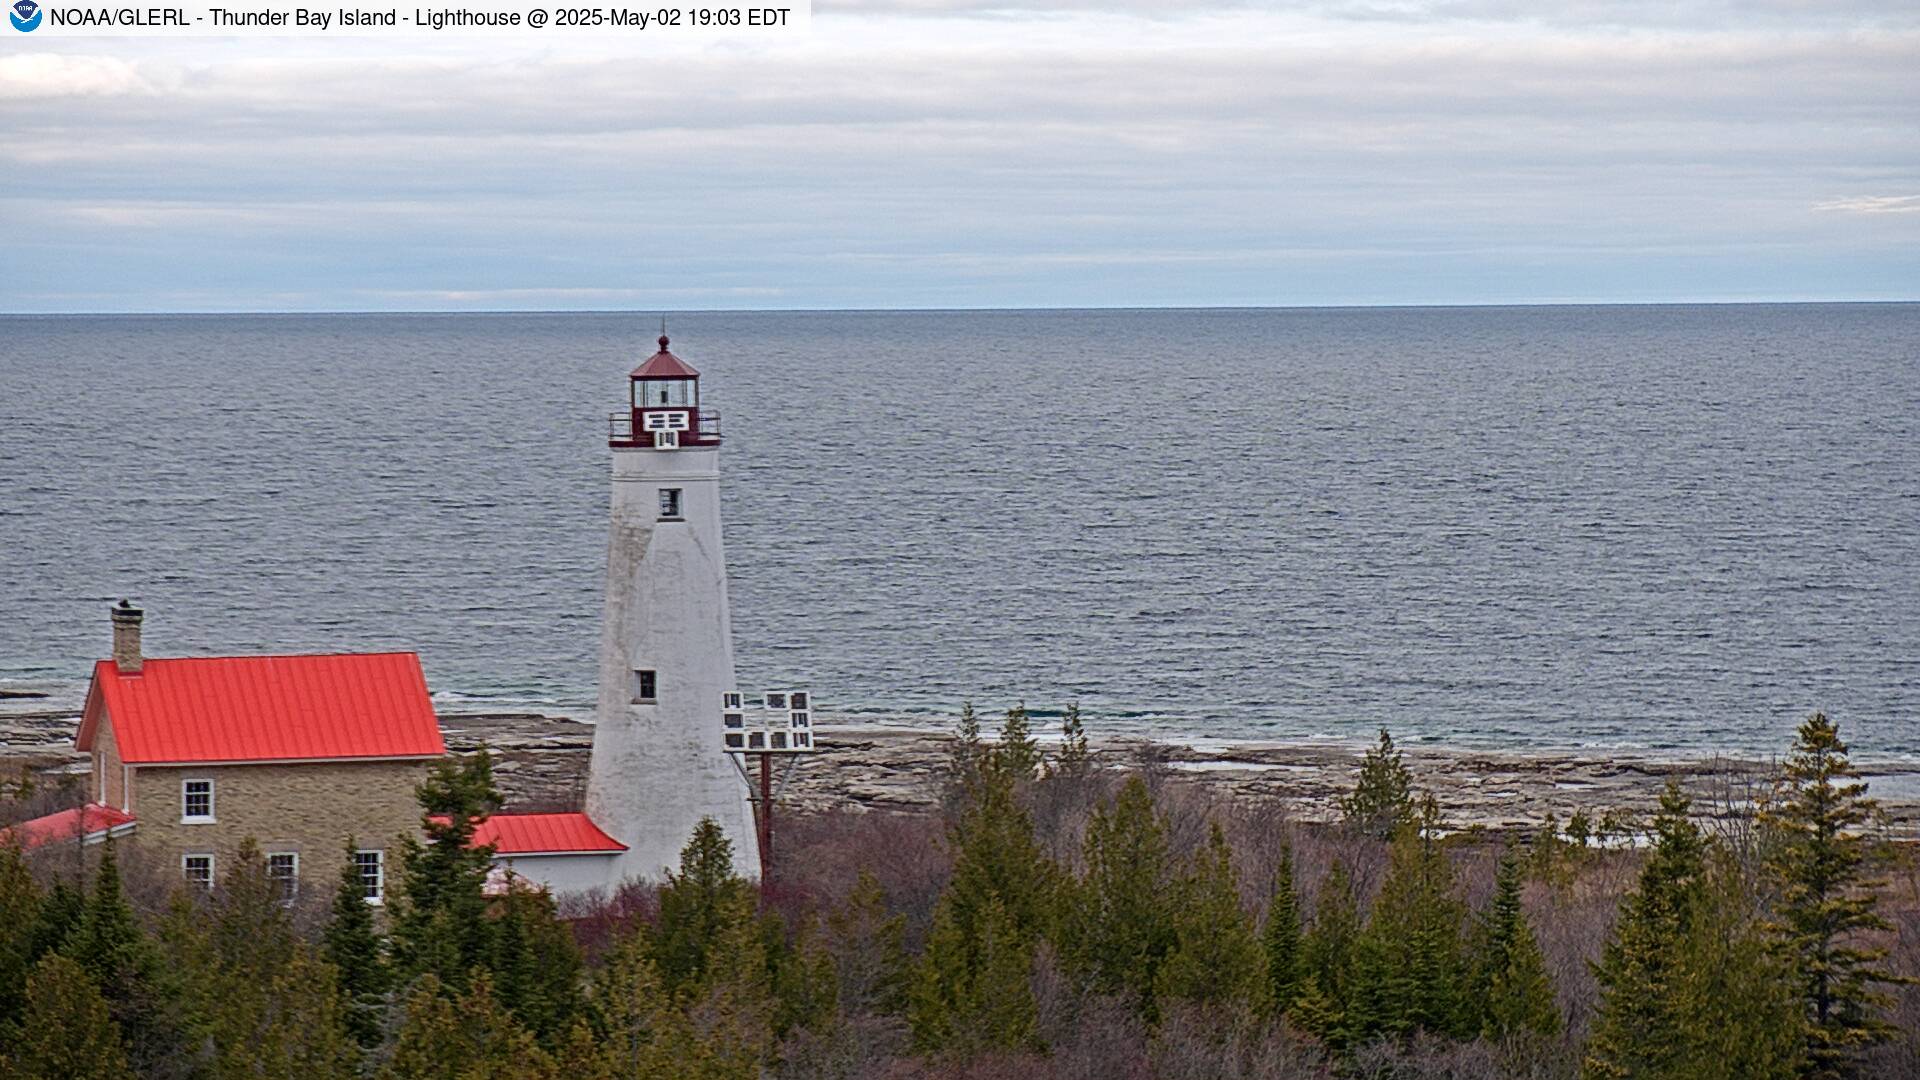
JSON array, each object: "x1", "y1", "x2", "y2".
[
  {"x1": 2, "y1": 803, "x2": 136, "y2": 850},
  {"x1": 76, "y1": 653, "x2": 446, "y2": 764},
  {"x1": 471, "y1": 812, "x2": 627, "y2": 855}
]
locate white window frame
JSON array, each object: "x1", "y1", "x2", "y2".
[
  {"x1": 182, "y1": 853, "x2": 214, "y2": 890},
  {"x1": 181, "y1": 778, "x2": 215, "y2": 823},
  {"x1": 353, "y1": 849, "x2": 385, "y2": 906},
  {"x1": 266, "y1": 852, "x2": 299, "y2": 904},
  {"x1": 631, "y1": 668, "x2": 657, "y2": 704},
  {"x1": 659, "y1": 487, "x2": 683, "y2": 519}
]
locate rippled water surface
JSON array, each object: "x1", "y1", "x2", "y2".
[{"x1": 3, "y1": 307, "x2": 1916, "y2": 758}]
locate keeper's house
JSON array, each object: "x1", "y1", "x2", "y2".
[{"x1": 7, "y1": 602, "x2": 625, "y2": 901}]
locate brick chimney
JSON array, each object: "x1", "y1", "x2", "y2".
[{"x1": 111, "y1": 600, "x2": 144, "y2": 674}]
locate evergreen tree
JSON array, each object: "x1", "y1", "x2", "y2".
[
  {"x1": 990, "y1": 703, "x2": 1043, "y2": 781},
  {"x1": 29, "y1": 879, "x2": 84, "y2": 961},
  {"x1": 1584, "y1": 782, "x2": 1802, "y2": 1080},
  {"x1": 166, "y1": 843, "x2": 357, "y2": 1080},
  {"x1": 1584, "y1": 783, "x2": 1709, "y2": 1079},
  {"x1": 1470, "y1": 844, "x2": 1559, "y2": 1041},
  {"x1": 323, "y1": 840, "x2": 390, "y2": 1047},
  {"x1": 906, "y1": 895, "x2": 1038, "y2": 1056},
  {"x1": 1348, "y1": 795, "x2": 1470, "y2": 1041},
  {"x1": 762, "y1": 913, "x2": 837, "y2": 1040},
  {"x1": 943, "y1": 703, "x2": 985, "y2": 810},
  {"x1": 1342, "y1": 729, "x2": 1416, "y2": 839},
  {"x1": 1155, "y1": 822, "x2": 1272, "y2": 1016},
  {"x1": 1049, "y1": 703, "x2": 1092, "y2": 781},
  {"x1": 490, "y1": 883, "x2": 585, "y2": 1041},
  {"x1": 379, "y1": 973, "x2": 558, "y2": 1080},
  {"x1": 905, "y1": 729, "x2": 1059, "y2": 1051},
  {"x1": 1063, "y1": 775, "x2": 1179, "y2": 1016},
  {"x1": 0, "y1": 844, "x2": 43, "y2": 1025},
  {"x1": 1262, "y1": 841, "x2": 1303, "y2": 1016},
  {"x1": 652, "y1": 818, "x2": 758, "y2": 996},
  {"x1": 1677, "y1": 853, "x2": 1804, "y2": 1080},
  {"x1": 687, "y1": 906, "x2": 780, "y2": 1077},
  {"x1": 591, "y1": 932, "x2": 714, "y2": 1079},
  {"x1": 1295, "y1": 859, "x2": 1360, "y2": 1045},
  {"x1": 1760, "y1": 712, "x2": 1908, "y2": 1079},
  {"x1": 64, "y1": 841, "x2": 152, "y2": 990},
  {"x1": 61, "y1": 841, "x2": 186, "y2": 1079},
  {"x1": 390, "y1": 750, "x2": 503, "y2": 991},
  {"x1": 822, "y1": 871, "x2": 907, "y2": 1016},
  {"x1": 0, "y1": 953, "x2": 134, "y2": 1080},
  {"x1": 940, "y1": 745, "x2": 1058, "y2": 948}
]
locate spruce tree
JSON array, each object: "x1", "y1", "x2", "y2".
[
  {"x1": 1470, "y1": 844, "x2": 1559, "y2": 1041},
  {"x1": 323, "y1": 840, "x2": 390, "y2": 1047},
  {"x1": 652, "y1": 817, "x2": 758, "y2": 995},
  {"x1": 0, "y1": 953, "x2": 134, "y2": 1080},
  {"x1": 1050, "y1": 702, "x2": 1092, "y2": 781},
  {"x1": 379, "y1": 973, "x2": 558, "y2": 1080},
  {"x1": 906, "y1": 895, "x2": 1038, "y2": 1056},
  {"x1": 941, "y1": 745, "x2": 1058, "y2": 946},
  {"x1": 29, "y1": 879, "x2": 83, "y2": 960},
  {"x1": 0, "y1": 844, "x2": 43, "y2": 1025},
  {"x1": 991, "y1": 703, "x2": 1043, "y2": 780},
  {"x1": 1262, "y1": 841, "x2": 1303, "y2": 1016},
  {"x1": 165, "y1": 843, "x2": 357, "y2": 1080},
  {"x1": 590, "y1": 933, "x2": 707, "y2": 1078},
  {"x1": 1343, "y1": 729, "x2": 1416, "y2": 839},
  {"x1": 61, "y1": 840, "x2": 187, "y2": 1078},
  {"x1": 1584, "y1": 783, "x2": 1709, "y2": 1079},
  {"x1": 1348, "y1": 794, "x2": 1469, "y2": 1042},
  {"x1": 1295, "y1": 859, "x2": 1360, "y2": 1046},
  {"x1": 1677, "y1": 853, "x2": 1804, "y2": 1080},
  {"x1": 1581, "y1": 783, "x2": 1800, "y2": 1080},
  {"x1": 1155, "y1": 822, "x2": 1272, "y2": 1016},
  {"x1": 1759, "y1": 712, "x2": 1907, "y2": 1079},
  {"x1": 822, "y1": 871, "x2": 907, "y2": 1015},
  {"x1": 490, "y1": 884, "x2": 585, "y2": 1042},
  {"x1": 943, "y1": 702, "x2": 985, "y2": 810},
  {"x1": 65, "y1": 841, "x2": 152, "y2": 990},
  {"x1": 1064, "y1": 775, "x2": 1179, "y2": 1016},
  {"x1": 390, "y1": 750, "x2": 502, "y2": 991}
]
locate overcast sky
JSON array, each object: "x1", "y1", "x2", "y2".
[{"x1": 2, "y1": 1, "x2": 1917, "y2": 311}]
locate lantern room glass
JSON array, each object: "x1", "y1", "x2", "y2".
[{"x1": 635, "y1": 379, "x2": 696, "y2": 409}]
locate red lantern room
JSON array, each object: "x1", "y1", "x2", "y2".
[{"x1": 609, "y1": 333, "x2": 721, "y2": 449}]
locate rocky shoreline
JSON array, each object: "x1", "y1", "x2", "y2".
[{"x1": 7, "y1": 707, "x2": 1917, "y2": 838}]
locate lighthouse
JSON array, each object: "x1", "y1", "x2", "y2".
[{"x1": 585, "y1": 333, "x2": 761, "y2": 882}]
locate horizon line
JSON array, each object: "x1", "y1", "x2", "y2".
[{"x1": 4, "y1": 298, "x2": 1918, "y2": 317}]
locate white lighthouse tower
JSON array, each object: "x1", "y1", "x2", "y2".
[{"x1": 585, "y1": 333, "x2": 761, "y2": 882}]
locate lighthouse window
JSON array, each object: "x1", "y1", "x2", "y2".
[
  {"x1": 659, "y1": 488, "x2": 683, "y2": 519},
  {"x1": 632, "y1": 669, "x2": 657, "y2": 703}
]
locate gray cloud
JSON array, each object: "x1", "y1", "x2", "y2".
[{"x1": 2, "y1": 3, "x2": 1917, "y2": 309}]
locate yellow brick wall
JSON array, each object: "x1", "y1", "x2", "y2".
[{"x1": 129, "y1": 758, "x2": 431, "y2": 902}]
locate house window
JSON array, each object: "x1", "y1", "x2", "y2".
[
  {"x1": 182, "y1": 779, "x2": 215, "y2": 823},
  {"x1": 183, "y1": 854, "x2": 214, "y2": 889},
  {"x1": 659, "y1": 488, "x2": 682, "y2": 519},
  {"x1": 631, "y1": 669, "x2": 657, "y2": 704},
  {"x1": 353, "y1": 850, "x2": 385, "y2": 905},
  {"x1": 267, "y1": 853, "x2": 299, "y2": 904}
]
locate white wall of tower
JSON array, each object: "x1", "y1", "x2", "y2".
[{"x1": 584, "y1": 443, "x2": 761, "y2": 883}]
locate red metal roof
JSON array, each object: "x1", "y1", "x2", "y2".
[
  {"x1": 470, "y1": 812, "x2": 627, "y2": 855},
  {"x1": 3, "y1": 804, "x2": 137, "y2": 850},
  {"x1": 77, "y1": 653, "x2": 445, "y2": 764},
  {"x1": 630, "y1": 335, "x2": 700, "y2": 380}
]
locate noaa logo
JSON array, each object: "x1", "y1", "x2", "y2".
[{"x1": 10, "y1": 0, "x2": 41, "y2": 30}]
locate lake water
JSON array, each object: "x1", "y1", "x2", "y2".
[{"x1": 2, "y1": 306, "x2": 1916, "y2": 760}]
